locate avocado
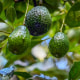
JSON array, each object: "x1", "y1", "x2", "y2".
[
  {"x1": 25, "y1": 6, "x2": 52, "y2": 36},
  {"x1": 49, "y1": 32, "x2": 69, "y2": 58},
  {"x1": 7, "y1": 25, "x2": 30, "y2": 55}
]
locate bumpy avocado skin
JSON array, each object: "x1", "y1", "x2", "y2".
[
  {"x1": 25, "y1": 6, "x2": 52, "y2": 36},
  {"x1": 8, "y1": 25, "x2": 30, "y2": 55},
  {"x1": 49, "y1": 32, "x2": 69, "y2": 58}
]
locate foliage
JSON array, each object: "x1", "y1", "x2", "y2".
[
  {"x1": 0, "y1": 0, "x2": 80, "y2": 80},
  {"x1": 69, "y1": 62, "x2": 80, "y2": 80}
]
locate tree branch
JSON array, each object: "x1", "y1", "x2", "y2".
[
  {"x1": 23, "y1": 0, "x2": 29, "y2": 25},
  {"x1": 39, "y1": 0, "x2": 43, "y2": 5}
]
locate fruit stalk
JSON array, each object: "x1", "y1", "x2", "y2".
[
  {"x1": 60, "y1": 19, "x2": 65, "y2": 32},
  {"x1": 23, "y1": 0, "x2": 29, "y2": 25},
  {"x1": 39, "y1": 0, "x2": 43, "y2": 5}
]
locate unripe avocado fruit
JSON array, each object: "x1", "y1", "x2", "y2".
[
  {"x1": 25, "y1": 6, "x2": 52, "y2": 36},
  {"x1": 49, "y1": 32, "x2": 69, "y2": 58},
  {"x1": 7, "y1": 25, "x2": 30, "y2": 55}
]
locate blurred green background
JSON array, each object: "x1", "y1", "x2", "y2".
[{"x1": 0, "y1": 0, "x2": 80, "y2": 80}]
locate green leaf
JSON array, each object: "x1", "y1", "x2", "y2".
[
  {"x1": 65, "y1": 2, "x2": 71, "y2": 11},
  {"x1": 14, "y1": 1, "x2": 26, "y2": 19},
  {"x1": 14, "y1": 72, "x2": 32, "y2": 79},
  {"x1": 0, "y1": 1, "x2": 3, "y2": 14},
  {"x1": 29, "y1": 0, "x2": 59, "y2": 13},
  {"x1": 65, "y1": 2, "x2": 80, "y2": 27},
  {"x1": 14, "y1": 1, "x2": 26, "y2": 13},
  {"x1": 43, "y1": 0, "x2": 59, "y2": 13},
  {"x1": 31, "y1": 34, "x2": 47, "y2": 48},
  {"x1": 69, "y1": 62, "x2": 80, "y2": 80},
  {"x1": 31, "y1": 40, "x2": 42, "y2": 48},
  {"x1": 16, "y1": 10, "x2": 24, "y2": 19},
  {"x1": 67, "y1": 0, "x2": 73, "y2": 5},
  {"x1": 67, "y1": 0, "x2": 80, "y2": 5},
  {"x1": 6, "y1": 7, "x2": 16, "y2": 23},
  {"x1": 2, "y1": 0, "x2": 14, "y2": 9},
  {"x1": 0, "y1": 18, "x2": 5, "y2": 22},
  {"x1": 5, "y1": 47, "x2": 32, "y2": 67},
  {"x1": 0, "y1": 35, "x2": 8, "y2": 42},
  {"x1": 0, "y1": 10, "x2": 6, "y2": 20}
]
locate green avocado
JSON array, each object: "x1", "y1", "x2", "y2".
[
  {"x1": 7, "y1": 25, "x2": 30, "y2": 55},
  {"x1": 25, "y1": 6, "x2": 52, "y2": 36},
  {"x1": 49, "y1": 32, "x2": 69, "y2": 58}
]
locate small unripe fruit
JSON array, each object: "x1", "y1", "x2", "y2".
[
  {"x1": 49, "y1": 32, "x2": 69, "y2": 58},
  {"x1": 7, "y1": 25, "x2": 30, "y2": 55}
]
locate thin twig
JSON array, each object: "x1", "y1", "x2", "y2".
[
  {"x1": 60, "y1": 19, "x2": 65, "y2": 32},
  {"x1": 23, "y1": 0, "x2": 29, "y2": 25},
  {"x1": 32, "y1": 38, "x2": 50, "y2": 42},
  {"x1": 66, "y1": 54, "x2": 73, "y2": 63},
  {"x1": 39, "y1": 0, "x2": 43, "y2": 5}
]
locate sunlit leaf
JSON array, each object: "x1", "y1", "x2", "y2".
[{"x1": 65, "y1": 2, "x2": 71, "y2": 11}]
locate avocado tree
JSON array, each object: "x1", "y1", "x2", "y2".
[{"x1": 0, "y1": 0, "x2": 80, "y2": 80}]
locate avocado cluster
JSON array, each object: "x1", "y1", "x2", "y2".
[
  {"x1": 8, "y1": 6, "x2": 52, "y2": 55},
  {"x1": 7, "y1": 6, "x2": 69, "y2": 58}
]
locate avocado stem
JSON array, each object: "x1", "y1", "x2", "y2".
[
  {"x1": 32, "y1": 38, "x2": 50, "y2": 42},
  {"x1": 23, "y1": 0, "x2": 29, "y2": 25},
  {"x1": 39, "y1": 0, "x2": 43, "y2": 6},
  {"x1": 60, "y1": 19, "x2": 64, "y2": 32}
]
